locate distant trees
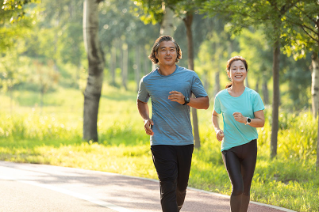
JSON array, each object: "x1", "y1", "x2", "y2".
[
  {"x1": 0, "y1": 0, "x2": 315, "y2": 157},
  {"x1": 201, "y1": 0, "x2": 302, "y2": 158}
]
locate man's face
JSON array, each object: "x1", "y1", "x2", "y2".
[{"x1": 155, "y1": 41, "x2": 177, "y2": 66}]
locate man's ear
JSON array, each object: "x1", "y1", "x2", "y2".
[{"x1": 155, "y1": 51, "x2": 158, "y2": 59}]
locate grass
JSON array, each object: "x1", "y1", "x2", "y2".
[{"x1": 0, "y1": 84, "x2": 318, "y2": 211}]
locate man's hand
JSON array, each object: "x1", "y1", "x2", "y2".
[
  {"x1": 233, "y1": 112, "x2": 246, "y2": 124},
  {"x1": 144, "y1": 119, "x2": 154, "y2": 135},
  {"x1": 216, "y1": 130, "x2": 224, "y2": 141},
  {"x1": 168, "y1": 91, "x2": 185, "y2": 104}
]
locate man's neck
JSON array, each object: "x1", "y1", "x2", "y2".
[{"x1": 158, "y1": 64, "x2": 176, "y2": 76}]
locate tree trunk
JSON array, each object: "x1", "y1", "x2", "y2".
[
  {"x1": 262, "y1": 72, "x2": 269, "y2": 104},
  {"x1": 183, "y1": 12, "x2": 200, "y2": 149},
  {"x1": 203, "y1": 72, "x2": 209, "y2": 92},
  {"x1": 311, "y1": 52, "x2": 319, "y2": 118},
  {"x1": 160, "y1": 1, "x2": 175, "y2": 36},
  {"x1": 270, "y1": 39, "x2": 280, "y2": 159},
  {"x1": 135, "y1": 46, "x2": 140, "y2": 92},
  {"x1": 317, "y1": 114, "x2": 319, "y2": 170},
  {"x1": 122, "y1": 42, "x2": 128, "y2": 90},
  {"x1": 214, "y1": 71, "x2": 220, "y2": 97},
  {"x1": 110, "y1": 42, "x2": 116, "y2": 86},
  {"x1": 82, "y1": 0, "x2": 104, "y2": 142},
  {"x1": 214, "y1": 43, "x2": 221, "y2": 96},
  {"x1": 245, "y1": 76, "x2": 249, "y2": 88},
  {"x1": 144, "y1": 46, "x2": 150, "y2": 75},
  {"x1": 255, "y1": 77, "x2": 259, "y2": 93}
]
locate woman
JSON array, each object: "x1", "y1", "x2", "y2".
[{"x1": 212, "y1": 56, "x2": 265, "y2": 212}]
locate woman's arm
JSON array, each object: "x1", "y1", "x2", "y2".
[
  {"x1": 233, "y1": 110, "x2": 265, "y2": 128},
  {"x1": 212, "y1": 110, "x2": 224, "y2": 141}
]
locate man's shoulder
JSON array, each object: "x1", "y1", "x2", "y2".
[
  {"x1": 177, "y1": 66, "x2": 194, "y2": 73},
  {"x1": 176, "y1": 66, "x2": 198, "y2": 78},
  {"x1": 141, "y1": 69, "x2": 157, "y2": 82}
]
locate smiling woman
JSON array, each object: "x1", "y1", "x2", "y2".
[{"x1": 212, "y1": 56, "x2": 265, "y2": 212}]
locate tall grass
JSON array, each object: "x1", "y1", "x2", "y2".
[{"x1": 0, "y1": 86, "x2": 318, "y2": 211}]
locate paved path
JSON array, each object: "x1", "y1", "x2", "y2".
[{"x1": 0, "y1": 161, "x2": 295, "y2": 212}]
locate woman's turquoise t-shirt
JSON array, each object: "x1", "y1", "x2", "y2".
[{"x1": 214, "y1": 87, "x2": 265, "y2": 151}]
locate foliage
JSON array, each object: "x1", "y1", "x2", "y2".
[
  {"x1": 283, "y1": 1, "x2": 319, "y2": 59},
  {"x1": 0, "y1": 85, "x2": 318, "y2": 211},
  {"x1": 0, "y1": 0, "x2": 39, "y2": 50},
  {"x1": 0, "y1": 0, "x2": 39, "y2": 23}
]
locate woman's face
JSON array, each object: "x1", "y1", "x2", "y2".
[{"x1": 227, "y1": 60, "x2": 247, "y2": 84}]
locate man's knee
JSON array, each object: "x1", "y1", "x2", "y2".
[{"x1": 160, "y1": 180, "x2": 176, "y2": 195}]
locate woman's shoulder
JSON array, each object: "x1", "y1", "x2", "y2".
[
  {"x1": 245, "y1": 87, "x2": 261, "y2": 98},
  {"x1": 215, "y1": 89, "x2": 228, "y2": 98}
]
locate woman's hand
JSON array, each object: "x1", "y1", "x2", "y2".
[
  {"x1": 216, "y1": 130, "x2": 224, "y2": 141},
  {"x1": 233, "y1": 112, "x2": 246, "y2": 124}
]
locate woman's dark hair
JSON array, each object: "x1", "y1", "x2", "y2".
[
  {"x1": 225, "y1": 56, "x2": 248, "y2": 88},
  {"x1": 148, "y1": 35, "x2": 182, "y2": 64}
]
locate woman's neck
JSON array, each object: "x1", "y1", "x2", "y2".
[{"x1": 228, "y1": 83, "x2": 245, "y2": 96}]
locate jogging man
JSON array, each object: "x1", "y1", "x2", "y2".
[{"x1": 137, "y1": 35, "x2": 209, "y2": 212}]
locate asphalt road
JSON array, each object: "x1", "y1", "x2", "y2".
[{"x1": 0, "y1": 161, "x2": 296, "y2": 212}]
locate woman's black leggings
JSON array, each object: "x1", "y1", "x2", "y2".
[{"x1": 222, "y1": 139, "x2": 257, "y2": 212}]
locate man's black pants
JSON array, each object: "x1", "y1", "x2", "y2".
[{"x1": 151, "y1": 144, "x2": 194, "y2": 212}]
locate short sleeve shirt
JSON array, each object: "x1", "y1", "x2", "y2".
[
  {"x1": 214, "y1": 87, "x2": 265, "y2": 151},
  {"x1": 137, "y1": 65, "x2": 208, "y2": 146}
]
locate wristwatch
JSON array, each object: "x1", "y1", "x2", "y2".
[
  {"x1": 183, "y1": 96, "x2": 190, "y2": 105},
  {"x1": 245, "y1": 117, "x2": 252, "y2": 125}
]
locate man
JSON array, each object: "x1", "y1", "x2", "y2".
[{"x1": 137, "y1": 35, "x2": 209, "y2": 212}]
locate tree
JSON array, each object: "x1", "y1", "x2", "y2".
[
  {"x1": 160, "y1": 1, "x2": 175, "y2": 36},
  {"x1": 283, "y1": 0, "x2": 319, "y2": 168},
  {"x1": 201, "y1": 0, "x2": 301, "y2": 158},
  {"x1": 237, "y1": 28, "x2": 273, "y2": 105},
  {"x1": 284, "y1": 1, "x2": 319, "y2": 118},
  {"x1": 82, "y1": 0, "x2": 105, "y2": 142}
]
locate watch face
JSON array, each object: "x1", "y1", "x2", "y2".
[
  {"x1": 248, "y1": 118, "x2": 252, "y2": 123},
  {"x1": 184, "y1": 97, "x2": 190, "y2": 105}
]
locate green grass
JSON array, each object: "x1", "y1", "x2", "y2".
[{"x1": 0, "y1": 84, "x2": 318, "y2": 211}]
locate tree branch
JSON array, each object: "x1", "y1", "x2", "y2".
[
  {"x1": 295, "y1": 4, "x2": 317, "y2": 25},
  {"x1": 280, "y1": 1, "x2": 299, "y2": 15},
  {"x1": 299, "y1": 23, "x2": 319, "y2": 42}
]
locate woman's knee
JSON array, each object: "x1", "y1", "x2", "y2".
[{"x1": 232, "y1": 183, "x2": 244, "y2": 196}]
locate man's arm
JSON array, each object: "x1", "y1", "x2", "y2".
[
  {"x1": 137, "y1": 99, "x2": 154, "y2": 135},
  {"x1": 168, "y1": 91, "x2": 209, "y2": 109},
  {"x1": 187, "y1": 96, "x2": 209, "y2": 109}
]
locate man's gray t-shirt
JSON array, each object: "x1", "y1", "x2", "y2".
[{"x1": 137, "y1": 65, "x2": 208, "y2": 146}]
